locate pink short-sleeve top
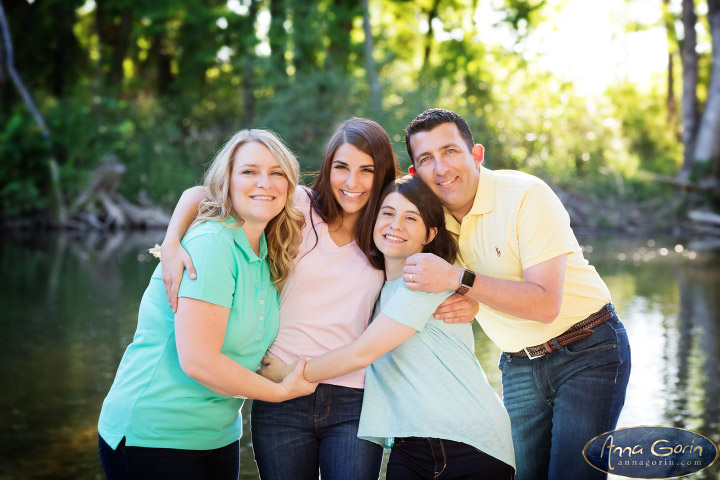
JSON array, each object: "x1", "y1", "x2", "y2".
[{"x1": 266, "y1": 187, "x2": 385, "y2": 388}]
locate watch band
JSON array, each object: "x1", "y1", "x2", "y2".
[{"x1": 456, "y1": 269, "x2": 476, "y2": 296}]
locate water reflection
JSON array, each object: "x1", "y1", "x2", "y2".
[
  {"x1": 0, "y1": 233, "x2": 718, "y2": 479},
  {"x1": 582, "y1": 237, "x2": 720, "y2": 480}
]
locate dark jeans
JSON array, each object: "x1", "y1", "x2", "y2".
[
  {"x1": 499, "y1": 313, "x2": 631, "y2": 480},
  {"x1": 98, "y1": 435, "x2": 239, "y2": 480},
  {"x1": 251, "y1": 383, "x2": 383, "y2": 480},
  {"x1": 386, "y1": 437, "x2": 515, "y2": 480}
]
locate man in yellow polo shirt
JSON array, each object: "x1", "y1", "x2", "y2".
[{"x1": 402, "y1": 108, "x2": 631, "y2": 480}]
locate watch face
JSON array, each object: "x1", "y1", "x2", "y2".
[{"x1": 461, "y1": 270, "x2": 475, "y2": 287}]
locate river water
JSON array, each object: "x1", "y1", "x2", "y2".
[{"x1": 1, "y1": 231, "x2": 718, "y2": 479}]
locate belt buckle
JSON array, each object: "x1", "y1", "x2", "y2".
[{"x1": 523, "y1": 347, "x2": 544, "y2": 359}]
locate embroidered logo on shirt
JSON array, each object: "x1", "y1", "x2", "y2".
[{"x1": 495, "y1": 246, "x2": 501, "y2": 257}]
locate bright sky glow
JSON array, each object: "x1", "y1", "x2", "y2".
[
  {"x1": 256, "y1": 9, "x2": 271, "y2": 56},
  {"x1": 474, "y1": 0, "x2": 669, "y2": 95},
  {"x1": 227, "y1": 0, "x2": 248, "y2": 16}
]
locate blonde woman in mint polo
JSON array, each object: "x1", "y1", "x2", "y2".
[{"x1": 97, "y1": 129, "x2": 316, "y2": 480}]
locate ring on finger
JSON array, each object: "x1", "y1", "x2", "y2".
[{"x1": 409, "y1": 274, "x2": 414, "y2": 283}]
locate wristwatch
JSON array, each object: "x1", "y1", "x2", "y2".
[{"x1": 456, "y1": 269, "x2": 476, "y2": 296}]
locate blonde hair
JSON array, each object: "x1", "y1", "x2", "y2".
[{"x1": 195, "y1": 129, "x2": 303, "y2": 288}]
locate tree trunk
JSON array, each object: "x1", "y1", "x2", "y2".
[
  {"x1": 150, "y1": 32, "x2": 173, "y2": 95},
  {"x1": 49, "y1": 1, "x2": 83, "y2": 97},
  {"x1": 241, "y1": 0, "x2": 260, "y2": 126},
  {"x1": 269, "y1": 0, "x2": 287, "y2": 79},
  {"x1": 667, "y1": 52, "x2": 677, "y2": 122},
  {"x1": 95, "y1": 0, "x2": 133, "y2": 90},
  {"x1": 422, "y1": 0, "x2": 441, "y2": 73},
  {"x1": 0, "y1": 0, "x2": 67, "y2": 223},
  {"x1": 109, "y1": 8, "x2": 133, "y2": 88},
  {"x1": 663, "y1": 0, "x2": 677, "y2": 124},
  {"x1": 292, "y1": 0, "x2": 318, "y2": 74},
  {"x1": 362, "y1": 0, "x2": 382, "y2": 116},
  {"x1": 679, "y1": 0, "x2": 699, "y2": 176},
  {"x1": 692, "y1": 0, "x2": 720, "y2": 173},
  {"x1": 325, "y1": 0, "x2": 354, "y2": 73}
]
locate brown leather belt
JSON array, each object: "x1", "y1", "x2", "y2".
[{"x1": 507, "y1": 304, "x2": 616, "y2": 359}]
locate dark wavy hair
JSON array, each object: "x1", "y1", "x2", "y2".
[
  {"x1": 404, "y1": 108, "x2": 475, "y2": 164},
  {"x1": 368, "y1": 175, "x2": 458, "y2": 270},
  {"x1": 307, "y1": 117, "x2": 399, "y2": 260}
]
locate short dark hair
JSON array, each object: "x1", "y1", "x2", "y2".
[
  {"x1": 404, "y1": 108, "x2": 475, "y2": 164},
  {"x1": 368, "y1": 175, "x2": 458, "y2": 270}
]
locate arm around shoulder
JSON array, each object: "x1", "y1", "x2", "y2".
[{"x1": 160, "y1": 186, "x2": 210, "y2": 311}]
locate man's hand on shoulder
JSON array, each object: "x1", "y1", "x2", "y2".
[{"x1": 403, "y1": 253, "x2": 463, "y2": 293}]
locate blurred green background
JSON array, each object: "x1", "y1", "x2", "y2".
[{"x1": 2, "y1": 0, "x2": 718, "y2": 227}]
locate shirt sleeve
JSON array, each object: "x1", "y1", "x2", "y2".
[
  {"x1": 380, "y1": 284, "x2": 452, "y2": 332},
  {"x1": 517, "y1": 182, "x2": 577, "y2": 270},
  {"x1": 177, "y1": 230, "x2": 238, "y2": 308}
]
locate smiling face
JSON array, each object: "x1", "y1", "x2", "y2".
[
  {"x1": 408, "y1": 122, "x2": 483, "y2": 221},
  {"x1": 329, "y1": 142, "x2": 376, "y2": 221},
  {"x1": 229, "y1": 141, "x2": 289, "y2": 231},
  {"x1": 373, "y1": 192, "x2": 437, "y2": 262}
]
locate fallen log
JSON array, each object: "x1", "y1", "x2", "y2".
[
  {"x1": 687, "y1": 210, "x2": 720, "y2": 226},
  {"x1": 652, "y1": 174, "x2": 720, "y2": 198},
  {"x1": 67, "y1": 160, "x2": 170, "y2": 230}
]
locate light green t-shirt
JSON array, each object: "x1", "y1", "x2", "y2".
[
  {"x1": 98, "y1": 218, "x2": 279, "y2": 450},
  {"x1": 358, "y1": 279, "x2": 516, "y2": 470}
]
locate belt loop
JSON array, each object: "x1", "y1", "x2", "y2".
[{"x1": 550, "y1": 337, "x2": 562, "y2": 350}]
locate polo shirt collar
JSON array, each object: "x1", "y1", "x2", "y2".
[
  {"x1": 445, "y1": 166, "x2": 495, "y2": 234},
  {"x1": 225, "y1": 216, "x2": 268, "y2": 262},
  {"x1": 469, "y1": 166, "x2": 495, "y2": 216}
]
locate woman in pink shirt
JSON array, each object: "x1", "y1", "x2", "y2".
[{"x1": 160, "y1": 119, "x2": 476, "y2": 479}]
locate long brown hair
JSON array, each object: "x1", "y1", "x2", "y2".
[
  {"x1": 308, "y1": 117, "x2": 399, "y2": 259},
  {"x1": 367, "y1": 176, "x2": 458, "y2": 270}
]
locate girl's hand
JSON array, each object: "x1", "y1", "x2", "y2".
[
  {"x1": 433, "y1": 294, "x2": 479, "y2": 324},
  {"x1": 160, "y1": 240, "x2": 196, "y2": 313},
  {"x1": 258, "y1": 356, "x2": 293, "y2": 383},
  {"x1": 277, "y1": 360, "x2": 317, "y2": 400}
]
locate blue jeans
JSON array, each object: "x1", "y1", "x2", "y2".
[
  {"x1": 250, "y1": 383, "x2": 383, "y2": 480},
  {"x1": 98, "y1": 435, "x2": 239, "y2": 480},
  {"x1": 499, "y1": 312, "x2": 631, "y2": 480},
  {"x1": 387, "y1": 437, "x2": 515, "y2": 480}
]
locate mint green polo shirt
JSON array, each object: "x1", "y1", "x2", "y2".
[{"x1": 98, "y1": 218, "x2": 279, "y2": 450}]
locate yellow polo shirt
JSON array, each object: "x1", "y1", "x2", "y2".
[{"x1": 447, "y1": 166, "x2": 611, "y2": 352}]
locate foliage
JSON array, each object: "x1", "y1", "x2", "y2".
[
  {"x1": 0, "y1": 0, "x2": 694, "y2": 221},
  {"x1": 0, "y1": 109, "x2": 48, "y2": 215}
]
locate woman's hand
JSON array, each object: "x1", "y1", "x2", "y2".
[
  {"x1": 161, "y1": 240, "x2": 196, "y2": 313},
  {"x1": 433, "y1": 294, "x2": 480, "y2": 324},
  {"x1": 258, "y1": 356, "x2": 293, "y2": 383},
  {"x1": 277, "y1": 360, "x2": 317, "y2": 400}
]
